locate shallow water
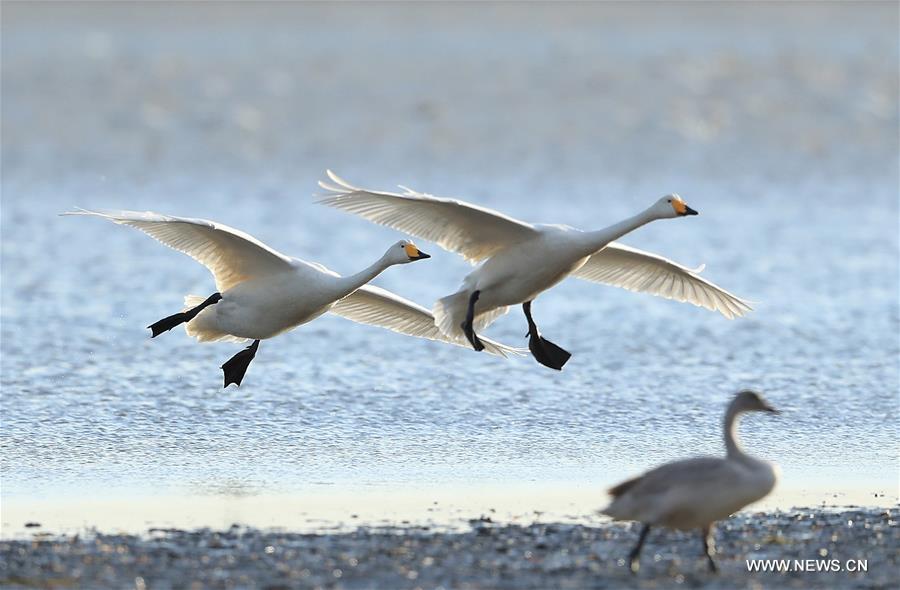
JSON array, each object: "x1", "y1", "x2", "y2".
[{"x1": 1, "y1": 2, "x2": 898, "y2": 536}]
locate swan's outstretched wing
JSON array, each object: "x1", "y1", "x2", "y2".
[
  {"x1": 63, "y1": 209, "x2": 294, "y2": 292},
  {"x1": 317, "y1": 170, "x2": 538, "y2": 263},
  {"x1": 329, "y1": 285, "x2": 524, "y2": 358},
  {"x1": 572, "y1": 242, "x2": 752, "y2": 319}
]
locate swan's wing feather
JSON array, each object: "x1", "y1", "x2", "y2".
[
  {"x1": 317, "y1": 170, "x2": 538, "y2": 263},
  {"x1": 609, "y1": 458, "x2": 734, "y2": 498},
  {"x1": 63, "y1": 209, "x2": 293, "y2": 291},
  {"x1": 572, "y1": 242, "x2": 752, "y2": 319},
  {"x1": 329, "y1": 285, "x2": 525, "y2": 358},
  {"x1": 603, "y1": 458, "x2": 741, "y2": 520}
]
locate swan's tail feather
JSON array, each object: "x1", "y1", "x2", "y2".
[
  {"x1": 182, "y1": 295, "x2": 248, "y2": 344},
  {"x1": 475, "y1": 306, "x2": 509, "y2": 332},
  {"x1": 183, "y1": 295, "x2": 207, "y2": 308},
  {"x1": 433, "y1": 291, "x2": 468, "y2": 340},
  {"x1": 433, "y1": 290, "x2": 510, "y2": 341},
  {"x1": 478, "y1": 336, "x2": 526, "y2": 358}
]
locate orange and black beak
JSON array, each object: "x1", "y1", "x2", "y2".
[
  {"x1": 404, "y1": 243, "x2": 431, "y2": 261},
  {"x1": 672, "y1": 197, "x2": 699, "y2": 216}
]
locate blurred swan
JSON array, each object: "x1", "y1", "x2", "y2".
[
  {"x1": 64, "y1": 209, "x2": 521, "y2": 387},
  {"x1": 318, "y1": 171, "x2": 752, "y2": 370},
  {"x1": 602, "y1": 390, "x2": 779, "y2": 573}
]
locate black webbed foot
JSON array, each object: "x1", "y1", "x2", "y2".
[
  {"x1": 148, "y1": 312, "x2": 191, "y2": 338},
  {"x1": 463, "y1": 324, "x2": 486, "y2": 352},
  {"x1": 522, "y1": 300, "x2": 571, "y2": 370},
  {"x1": 221, "y1": 339, "x2": 260, "y2": 388},
  {"x1": 148, "y1": 292, "x2": 222, "y2": 338},
  {"x1": 528, "y1": 334, "x2": 572, "y2": 370},
  {"x1": 461, "y1": 290, "x2": 485, "y2": 352}
]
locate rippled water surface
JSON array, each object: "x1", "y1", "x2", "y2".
[{"x1": 2, "y1": 2, "x2": 898, "y2": 535}]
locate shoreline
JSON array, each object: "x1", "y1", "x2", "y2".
[
  {"x1": 3, "y1": 478, "x2": 896, "y2": 539},
  {"x1": 2, "y1": 507, "x2": 896, "y2": 589}
]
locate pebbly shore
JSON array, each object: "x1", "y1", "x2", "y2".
[{"x1": 1, "y1": 508, "x2": 896, "y2": 589}]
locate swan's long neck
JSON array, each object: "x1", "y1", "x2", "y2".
[
  {"x1": 582, "y1": 208, "x2": 658, "y2": 253},
  {"x1": 335, "y1": 254, "x2": 393, "y2": 298},
  {"x1": 724, "y1": 405, "x2": 746, "y2": 460}
]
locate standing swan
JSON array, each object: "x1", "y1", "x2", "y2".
[
  {"x1": 602, "y1": 390, "x2": 779, "y2": 574},
  {"x1": 65, "y1": 209, "x2": 521, "y2": 387},
  {"x1": 318, "y1": 171, "x2": 752, "y2": 371}
]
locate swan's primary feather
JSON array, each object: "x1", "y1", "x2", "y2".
[
  {"x1": 317, "y1": 170, "x2": 538, "y2": 264},
  {"x1": 572, "y1": 242, "x2": 752, "y2": 319},
  {"x1": 62, "y1": 209, "x2": 293, "y2": 292}
]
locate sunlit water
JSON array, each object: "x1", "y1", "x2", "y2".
[{"x1": 2, "y1": 3, "x2": 897, "y2": 536}]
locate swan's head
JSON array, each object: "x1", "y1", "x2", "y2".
[
  {"x1": 732, "y1": 389, "x2": 779, "y2": 415},
  {"x1": 387, "y1": 240, "x2": 431, "y2": 264},
  {"x1": 651, "y1": 194, "x2": 698, "y2": 219}
]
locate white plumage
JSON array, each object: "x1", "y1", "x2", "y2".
[
  {"x1": 65, "y1": 208, "x2": 522, "y2": 385},
  {"x1": 327, "y1": 284, "x2": 515, "y2": 357},
  {"x1": 572, "y1": 242, "x2": 750, "y2": 319},
  {"x1": 318, "y1": 173, "x2": 536, "y2": 264},
  {"x1": 74, "y1": 208, "x2": 295, "y2": 292},
  {"x1": 318, "y1": 171, "x2": 752, "y2": 369}
]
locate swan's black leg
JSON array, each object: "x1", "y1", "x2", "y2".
[
  {"x1": 522, "y1": 301, "x2": 571, "y2": 370},
  {"x1": 629, "y1": 524, "x2": 651, "y2": 574},
  {"x1": 461, "y1": 290, "x2": 485, "y2": 352},
  {"x1": 221, "y1": 339, "x2": 260, "y2": 388},
  {"x1": 148, "y1": 292, "x2": 222, "y2": 338},
  {"x1": 701, "y1": 525, "x2": 718, "y2": 573}
]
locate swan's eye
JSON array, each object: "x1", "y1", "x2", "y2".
[{"x1": 667, "y1": 199, "x2": 671, "y2": 203}]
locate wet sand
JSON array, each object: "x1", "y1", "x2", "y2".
[{"x1": 1, "y1": 508, "x2": 896, "y2": 589}]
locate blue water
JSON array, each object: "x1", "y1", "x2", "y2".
[{"x1": 2, "y1": 2, "x2": 898, "y2": 532}]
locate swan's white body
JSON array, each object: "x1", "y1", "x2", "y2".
[
  {"x1": 602, "y1": 391, "x2": 779, "y2": 530},
  {"x1": 318, "y1": 171, "x2": 752, "y2": 344},
  {"x1": 65, "y1": 209, "x2": 521, "y2": 357},
  {"x1": 184, "y1": 260, "x2": 352, "y2": 342}
]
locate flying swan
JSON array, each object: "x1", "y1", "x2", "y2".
[
  {"x1": 602, "y1": 389, "x2": 779, "y2": 573},
  {"x1": 64, "y1": 209, "x2": 521, "y2": 387},
  {"x1": 318, "y1": 171, "x2": 752, "y2": 370}
]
